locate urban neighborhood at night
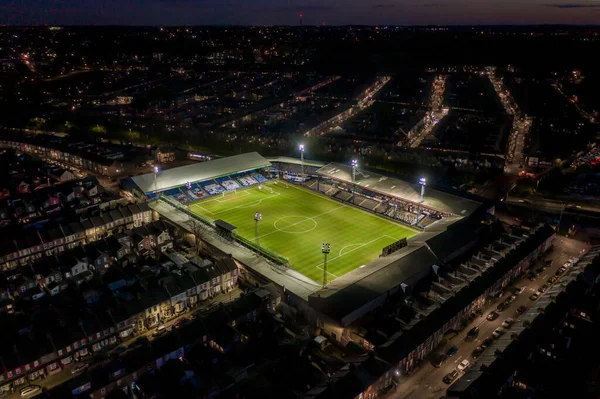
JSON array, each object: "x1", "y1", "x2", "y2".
[{"x1": 1, "y1": 2, "x2": 600, "y2": 398}]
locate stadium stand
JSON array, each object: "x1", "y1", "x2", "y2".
[
  {"x1": 237, "y1": 174, "x2": 258, "y2": 186},
  {"x1": 253, "y1": 173, "x2": 268, "y2": 183},
  {"x1": 335, "y1": 191, "x2": 352, "y2": 202},
  {"x1": 201, "y1": 181, "x2": 226, "y2": 195},
  {"x1": 218, "y1": 176, "x2": 242, "y2": 191}
]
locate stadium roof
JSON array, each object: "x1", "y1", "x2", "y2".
[
  {"x1": 266, "y1": 156, "x2": 326, "y2": 168},
  {"x1": 316, "y1": 163, "x2": 482, "y2": 216},
  {"x1": 132, "y1": 152, "x2": 270, "y2": 193},
  {"x1": 309, "y1": 244, "x2": 439, "y2": 326}
]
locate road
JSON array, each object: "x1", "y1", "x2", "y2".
[
  {"x1": 488, "y1": 71, "x2": 532, "y2": 175},
  {"x1": 406, "y1": 75, "x2": 448, "y2": 148},
  {"x1": 303, "y1": 76, "x2": 391, "y2": 137},
  {"x1": 385, "y1": 236, "x2": 589, "y2": 399},
  {"x1": 4, "y1": 287, "x2": 242, "y2": 398}
]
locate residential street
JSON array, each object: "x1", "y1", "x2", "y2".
[
  {"x1": 385, "y1": 236, "x2": 588, "y2": 399},
  {"x1": 4, "y1": 287, "x2": 242, "y2": 399}
]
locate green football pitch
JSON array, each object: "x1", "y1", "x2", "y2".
[{"x1": 189, "y1": 182, "x2": 417, "y2": 283}]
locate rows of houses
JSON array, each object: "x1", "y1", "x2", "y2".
[
  {"x1": 0, "y1": 202, "x2": 152, "y2": 270},
  {"x1": 0, "y1": 134, "x2": 148, "y2": 178},
  {"x1": 46, "y1": 288, "x2": 275, "y2": 399},
  {"x1": 0, "y1": 219, "x2": 242, "y2": 394}
]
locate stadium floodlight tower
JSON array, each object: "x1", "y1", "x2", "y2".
[
  {"x1": 254, "y1": 212, "x2": 262, "y2": 245},
  {"x1": 351, "y1": 159, "x2": 358, "y2": 182},
  {"x1": 299, "y1": 144, "x2": 305, "y2": 177},
  {"x1": 154, "y1": 166, "x2": 159, "y2": 193},
  {"x1": 416, "y1": 177, "x2": 426, "y2": 226},
  {"x1": 321, "y1": 243, "x2": 331, "y2": 288}
]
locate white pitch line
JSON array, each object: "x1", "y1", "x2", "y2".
[
  {"x1": 316, "y1": 265, "x2": 339, "y2": 278},
  {"x1": 193, "y1": 191, "x2": 281, "y2": 216},
  {"x1": 313, "y1": 235, "x2": 396, "y2": 270},
  {"x1": 256, "y1": 205, "x2": 345, "y2": 240}
]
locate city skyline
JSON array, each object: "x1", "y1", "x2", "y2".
[{"x1": 1, "y1": 0, "x2": 600, "y2": 26}]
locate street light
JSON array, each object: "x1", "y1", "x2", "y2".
[
  {"x1": 254, "y1": 212, "x2": 262, "y2": 245},
  {"x1": 321, "y1": 243, "x2": 331, "y2": 288},
  {"x1": 299, "y1": 144, "x2": 305, "y2": 177}
]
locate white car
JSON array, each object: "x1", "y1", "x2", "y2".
[
  {"x1": 492, "y1": 327, "x2": 505, "y2": 338},
  {"x1": 20, "y1": 385, "x2": 41, "y2": 397},
  {"x1": 502, "y1": 318, "x2": 514, "y2": 328},
  {"x1": 457, "y1": 359, "x2": 470, "y2": 371}
]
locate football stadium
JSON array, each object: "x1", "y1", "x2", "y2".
[
  {"x1": 187, "y1": 181, "x2": 416, "y2": 282},
  {"x1": 127, "y1": 152, "x2": 490, "y2": 319}
]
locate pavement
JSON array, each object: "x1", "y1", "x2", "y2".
[
  {"x1": 385, "y1": 236, "x2": 589, "y2": 399},
  {"x1": 4, "y1": 287, "x2": 242, "y2": 398}
]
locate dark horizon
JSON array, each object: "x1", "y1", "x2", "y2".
[{"x1": 2, "y1": 0, "x2": 600, "y2": 27}]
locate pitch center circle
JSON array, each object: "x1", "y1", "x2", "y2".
[{"x1": 273, "y1": 216, "x2": 317, "y2": 234}]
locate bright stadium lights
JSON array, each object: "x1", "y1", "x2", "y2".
[
  {"x1": 154, "y1": 165, "x2": 159, "y2": 192},
  {"x1": 351, "y1": 159, "x2": 358, "y2": 182},
  {"x1": 321, "y1": 243, "x2": 331, "y2": 288},
  {"x1": 299, "y1": 144, "x2": 305, "y2": 177},
  {"x1": 254, "y1": 212, "x2": 262, "y2": 246},
  {"x1": 416, "y1": 177, "x2": 426, "y2": 226}
]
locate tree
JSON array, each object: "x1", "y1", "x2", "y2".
[{"x1": 186, "y1": 219, "x2": 206, "y2": 255}]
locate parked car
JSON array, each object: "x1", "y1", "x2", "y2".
[
  {"x1": 173, "y1": 317, "x2": 190, "y2": 328},
  {"x1": 446, "y1": 346, "x2": 458, "y2": 357},
  {"x1": 492, "y1": 327, "x2": 505, "y2": 339},
  {"x1": 528, "y1": 271, "x2": 538, "y2": 281},
  {"x1": 530, "y1": 292, "x2": 540, "y2": 301},
  {"x1": 505, "y1": 295, "x2": 517, "y2": 304},
  {"x1": 432, "y1": 353, "x2": 447, "y2": 368},
  {"x1": 538, "y1": 284, "x2": 549, "y2": 293},
  {"x1": 516, "y1": 305, "x2": 527, "y2": 314},
  {"x1": 20, "y1": 386, "x2": 41, "y2": 398},
  {"x1": 467, "y1": 327, "x2": 480, "y2": 340},
  {"x1": 472, "y1": 346, "x2": 485, "y2": 358},
  {"x1": 487, "y1": 311, "x2": 500, "y2": 321},
  {"x1": 482, "y1": 336, "x2": 494, "y2": 347},
  {"x1": 71, "y1": 362, "x2": 89, "y2": 375},
  {"x1": 443, "y1": 370, "x2": 459, "y2": 384},
  {"x1": 152, "y1": 325, "x2": 167, "y2": 337},
  {"x1": 513, "y1": 287, "x2": 524, "y2": 295},
  {"x1": 502, "y1": 318, "x2": 514, "y2": 328},
  {"x1": 496, "y1": 302, "x2": 509, "y2": 312},
  {"x1": 457, "y1": 359, "x2": 471, "y2": 371}
]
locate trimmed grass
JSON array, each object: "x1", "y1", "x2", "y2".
[{"x1": 189, "y1": 182, "x2": 416, "y2": 283}]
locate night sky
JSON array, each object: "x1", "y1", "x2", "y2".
[{"x1": 1, "y1": 0, "x2": 599, "y2": 26}]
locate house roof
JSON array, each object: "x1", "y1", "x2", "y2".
[{"x1": 131, "y1": 152, "x2": 271, "y2": 193}]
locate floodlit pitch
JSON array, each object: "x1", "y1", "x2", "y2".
[{"x1": 189, "y1": 182, "x2": 417, "y2": 283}]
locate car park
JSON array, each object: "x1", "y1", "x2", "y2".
[{"x1": 457, "y1": 359, "x2": 471, "y2": 371}]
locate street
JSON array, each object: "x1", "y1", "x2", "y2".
[{"x1": 385, "y1": 236, "x2": 588, "y2": 399}]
